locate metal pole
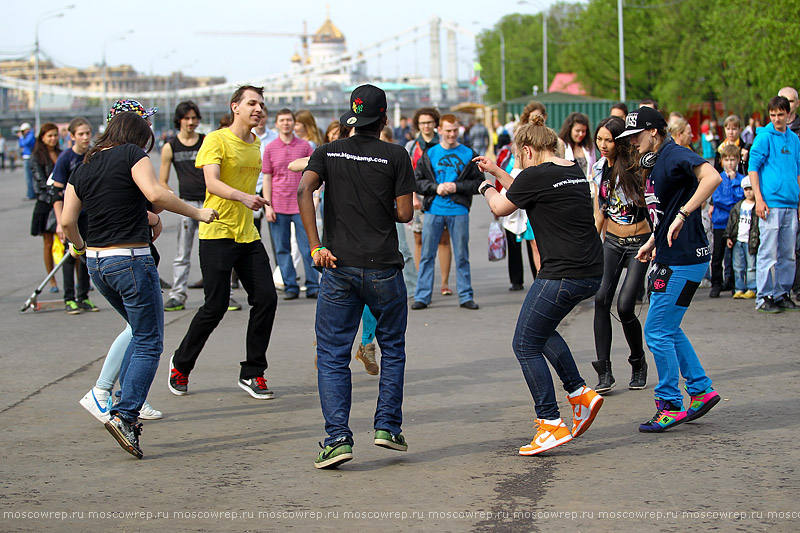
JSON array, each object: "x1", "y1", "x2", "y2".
[
  {"x1": 542, "y1": 13, "x2": 548, "y2": 94},
  {"x1": 34, "y1": 30, "x2": 40, "y2": 133},
  {"x1": 102, "y1": 49, "x2": 108, "y2": 118},
  {"x1": 500, "y1": 30, "x2": 506, "y2": 103},
  {"x1": 618, "y1": 0, "x2": 626, "y2": 101}
]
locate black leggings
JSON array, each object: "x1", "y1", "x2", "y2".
[{"x1": 593, "y1": 232, "x2": 651, "y2": 363}]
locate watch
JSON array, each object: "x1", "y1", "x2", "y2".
[{"x1": 479, "y1": 183, "x2": 494, "y2": 196}]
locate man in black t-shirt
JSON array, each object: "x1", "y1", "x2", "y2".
[{"x1": 298, "y1": 84, "x2": 415, "y2": 469}]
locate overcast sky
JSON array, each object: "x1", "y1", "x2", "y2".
[{"x1": 3, "y1": 0, "x2": 559, "y2": 85}]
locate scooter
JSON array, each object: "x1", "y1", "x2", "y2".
[{"x1": 19, "y1": 253, "x2": 72, "y2": 313}]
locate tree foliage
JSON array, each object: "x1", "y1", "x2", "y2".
[{"x1": 477, "y1": 0, "x2": 800, "y2": 114}]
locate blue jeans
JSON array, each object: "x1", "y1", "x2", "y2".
[
  {"x1": 269, "y1": 213, "x2": 319, "y2": 295},
  {"x1": 24, "y1": 157, "x2": 35, "y2": 199},
  {"x1": 316, "y1": 266, "x2": 407, "y2": 446},
  {"x1": 96, "y1": 325, "x2": 133, "y2": 391},
  {"x1": 513, "y1": 276, "x2": 601, "y2": 420},
  {"x1": 731, "y1": 241, "x2": 756, "y2": 292},
  {"x1": 645, "y1": 262, "x2": 712, "y2": 405},
  {"x1": 87, "y1": 253, "x2": 163, "y2": 422},
  {"x1": 756, "y1": 207, "x2": 797, "y2": 305},
  {"x1": 414, "y1": 213, "x2": 473, "y2": 304}
]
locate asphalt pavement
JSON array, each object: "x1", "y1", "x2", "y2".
[{"x1": 1, "y1": 155, "x2": 798, "y2": 532}]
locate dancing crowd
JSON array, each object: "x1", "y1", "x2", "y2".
[{"x1": 23, "y1": 82, "x2": 799, "y2": 466}]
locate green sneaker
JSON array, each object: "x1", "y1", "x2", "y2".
[
  {"x1": 164, "y1": 297, "x2": 185, "y2": 312},
  {"x1": 314, "y1": 437, "x2": 353, "y2": 469},
  {"x1": 65, "y1": 300, "x2": 81, "y2": 315},
  {"x1": 374, "y1": 429, "x2": 408, "y2": 451},
  {"x1": 79, "y1": 299, "x2": 99, "y2": 312}
]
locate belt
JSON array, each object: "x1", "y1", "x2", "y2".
[
  {"x1": 87, "y1": 247, "x2": 151, "y2": 258},
  {"x1": 606, "y1": 232, "x2": 650, "y2": 247}
]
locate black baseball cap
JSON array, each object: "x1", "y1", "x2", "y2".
[
  {"x1": 339, "y1": 84, "x2": 387, "y2": 128},
  {"x1": 616, "y1": 106, "x2": 667, "y2": 139}
]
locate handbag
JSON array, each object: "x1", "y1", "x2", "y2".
[{"x1": 488, "y1": 220, "x2": 507, "y2": 262}]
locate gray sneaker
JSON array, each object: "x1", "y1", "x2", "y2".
[{"x1": 104, "y1": 415, "x2": 143, "y2": 458}]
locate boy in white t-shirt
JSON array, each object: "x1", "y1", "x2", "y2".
[{"x1": 724, "y1": 176, "x2": 758, "y2": 298}]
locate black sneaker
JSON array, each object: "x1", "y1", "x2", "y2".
[
  {"x1": 460, "y1": 300, "x2": 480, "y2": 310},
  {"x1": 238, "y1": 376, "x2": 274, "y2": 399},
  {"x1": 757, "y1": 297, "x2": 783, "y2": 314},
  {"x1": 168, "y1": 355, "x2": 189, "y2": 395},
  {"x1": 104, "y1": 414, "x2": 144, "y2": 458},
  {"x1": 283, "y1": 292, "x2": 299, "y2": 301},
  {"x1": 410, "y1": 301, "x2": 428, "y2": 310},
  {"x1": 776, "y1": 294, "x2": 800, "y2": 311},
  {"x1": 79, "y1": 298, "x2": 99, "y2": 312},
  {"x1": 709, "y1": 287, "x2": 721, "y2": 298}
]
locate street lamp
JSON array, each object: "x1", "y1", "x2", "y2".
[
  {"x1": 618, "y1": 0, "x2": 626, "y2": 101},
  {"x1": 518, "y1": 0, "x2": 548, "y2": 94},
  {"x1": 499, "y1": 30, "x2": 506, "y2": 103},
  {"x1": 102, "y1": 30, "x2": 134, "y2": 117},
  {"x1": 34, "y1": 4, "x2": 75, "y2": 132}
]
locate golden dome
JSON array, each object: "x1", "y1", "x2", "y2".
[
  {"x1": 312, "y1": 18, "x2": 345, "y2": 43},
  {"x1": 291, "y1": 52, "x2": 302, "y2": 63}
]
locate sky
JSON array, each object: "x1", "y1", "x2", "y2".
[{"x1": 2, "y1": 0, "x2": 559, "y2": 87}]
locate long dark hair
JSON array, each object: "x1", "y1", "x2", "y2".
[
  {"x1": 84, "y1": 112, "x2": 154, "y2": 164},
  {"x1": 596, "y1": 116, "x2": 644, "y2": 207},
  {"x1": 32, "y1": 122, "x2": 61, "y2": 165},
  {"x1": 558, "y1": 112, "x2": 594, "y2": 152}
]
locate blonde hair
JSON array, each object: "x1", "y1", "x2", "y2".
[
  {"x1": 513, "y1": 115, "x2": 559, "y2": 166},
  {"x1": 723, "y1": 114, "x2": 742, "y2": 130},
  {"x1": 295, "y1": 109, "x2": 323, "y2": 146},
  {"x1": 668, "y1": 118, "x2": 689, "y2": 138}
]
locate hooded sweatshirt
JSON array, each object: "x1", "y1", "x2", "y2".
[{"x1": 747, "y1": 123, "x2": 800, "y2": 208}]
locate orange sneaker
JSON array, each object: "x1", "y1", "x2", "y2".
[
  {"x1": 568, "y1": 386, "x2": 604, "y2": 437},
  {"x1": 519, "y1": 419, "x2": 573, "y2": 456}
]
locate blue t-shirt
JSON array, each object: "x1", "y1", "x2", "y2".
[
  {"x1": 52, "y1": 148, "x2": 85, "y2": 186},
  {"x1": 647, "y1": 140, "x2": 711, "y2": 265},
  {"x1": 427, "y1": 143, "x2": 472, "y2": 216}
]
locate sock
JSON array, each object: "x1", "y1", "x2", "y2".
[{"x1": 567, "y1": 386, "x2": 586, "y2": 398}]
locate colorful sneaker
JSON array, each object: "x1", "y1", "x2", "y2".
[
  {"x1": 104, "y1": 414, "x2": 143, "y2": 458},
  {"x1": 238, "y1": 376, "x2": 274, "y2": 399},
  {"x1": 138, "y1": 401, "x2": 163, "y2": 420},
  {"x1": 355, "y1": 343, "x2": 379, "y2": 375},
  {"x1": 79, "y1": 299, "x2": 99, "y2": 312},
  {"x1": 374, "y1": 429, "x2": 408, "y2": 451},
  {"x1": 732, "y1": 290, "x2": 744, "y2": 299},
  {"x1": 519, "y1": 419, "x2": 573, "y2": 455},
  {"x1": 742, "y1": 290, "x2": 756, "y2": 299},
  {"x1": 314, "y1": 437, "x2": 353, "y2": 469},
  {"x1": 65, "y1": 300, "x2": 81, "y2": 314},
  {"x1": 79, "y1": 388, "x2": 112, "y2": 423},
  {"x1": 168, "y1": 356, "x2": 189, "y2": 396},
  {"x1": 227, "y1": 297, "x2": 243, "y2": 311},
  {"x1": 685, "y1": 387, "x2": 720, "y2": 422},
  {"x1": 638, "y1": 399, "x2": 688, "y2": 432},
  {"x1": 567, "y1": 386, "x2": 604, "y2": 437},
  {"x1": 164, "y1": 297, "x2": 185, "y2": 312}
]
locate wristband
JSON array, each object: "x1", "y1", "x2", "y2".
[
  {"x1": 679, "y1": 206, "x2": 690, "y2": 218},
  {"x1": 479, "y1": 183, "x2": 493, "y2": 196},
  {"x1": 73, "y1": 243, "x2": 86, "y2": 255},
  {"x1": 150, "y1": 215, "x2": 161, "y2": 227},
  {"x1": 675, "y1": 212, "x2": 686, "y2": 222},
  {"x1": 311, "y1": 245, "x2": 326, "y2": 258}
]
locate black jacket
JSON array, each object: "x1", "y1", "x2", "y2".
[
  {"x1": 415, "y1": 146, "x2": 484, "y2": 212},
  {"x1": 722, "y1": 199, "x2": 760, "y2": 256}
]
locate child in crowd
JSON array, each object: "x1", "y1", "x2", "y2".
[
  {"x1": 709, "y1": 144, "x2": 744, "y2": 298},
  {"x1": 723, "y1": 177, "x2": 759, "y2": 299}
]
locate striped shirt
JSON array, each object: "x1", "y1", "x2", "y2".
[{"x1": 262, "y1": 135, "x2": 313, "y2": 214}]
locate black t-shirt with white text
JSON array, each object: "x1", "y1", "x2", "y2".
[
  {"x1": 70, "y1": 144, "x2": 150, "y2": 248},
  {"x1": 305, "y1": 134, "x2": 416, "y2": 269},
  {"x1": 506, "y1": 162, "x2": 603, "y2": 279}
]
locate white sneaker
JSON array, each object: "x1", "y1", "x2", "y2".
[
  {"x1": 79, "y1": 388, "x2": 112, "y2": 423},
  {"x1": 138, "y1": 401, "x2": 163, "y2": 420}
]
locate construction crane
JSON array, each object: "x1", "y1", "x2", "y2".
[{"x1": 197, "y1": 21, "x2": 311, "y2": 100}]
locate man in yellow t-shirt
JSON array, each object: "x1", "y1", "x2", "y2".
[{"x1": 169, "y1": 85, "x2": 279, "y2": 400}]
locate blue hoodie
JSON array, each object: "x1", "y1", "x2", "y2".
[
  {"x1": 747, "y1": 123, "x2": 800, "y2": 208},
  {"x1": 711, "y1": 171, "x2": 744, "y2": 229}
]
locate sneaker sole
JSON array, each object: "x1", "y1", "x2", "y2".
[
  {"x1": 237, "y1": 381, "x2": 274, "y2": 400},
  {"x1": 572, "y1": 395, "x2": 604, "y2": 438},
  {"x1": 164, "y1": 306, "x2": 185, "y2": 312},
  {"x1": 104, "y1": 421, "x2": 143, "y2": 459},
  {"x1": 628, "y1": 384, "x2": 647, "y2": 390},
  {"x1": 639, "y1": 415, "x2": 689, "y2": 433},
  {"x1": 685, "y1": 394, "x2": 721, "y2": 422},
  {"x1": 374, "y1": 439, "x2": 408, "y2": 451},
  {"x1": 138, "y1": 410, "x2": 163, "y2": 420},
  {"x1": 595, "y1": 382, "x2": 616, "y2": 394},
  {"x1": 355, "y1": 353, "x2": 379, "y2": 375},
  {"x1": 79, "y1": 393, "x2": 110, "y2": 424},
  {"x1": 519, "y1": 433, "x2": 573, "y2": 456},
  {"x1": 314, "y1": 452, "x2": 353, "y2": 469}
]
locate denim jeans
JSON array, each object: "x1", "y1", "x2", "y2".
[
  {"x1": 269, "y1": 213, "x2": 319, "y2": 295},
  {"x1": 316, "y1": 266, "x2": 407, "y2": 446},
  {"x1": 414, "y1": 213, "x2": 473, "y2": 304},
  {"x1": 96, "y1": 325, "x2": 133, "y2": 391},
  {"x1": 731, "y1": 241, "x2": 756, "y2": 292},
  {"x1": 24, "y1": 157, "x2": 35, "y2": 199},
  {"x1": 87, "y1": 252, "x2": 163, "y2": 423},
  {"x1": 512, "y1": 276, "x2": 601, "y2": 420},
  {"x1": 173, "y1": 239, "x2": 278, "y2": 379},
  {"x1": 756, "y1": 207, "x2": 797, "y2": 305},
  {"x1": 644, "y1": 262, "x2": 712, "y2": 405}
]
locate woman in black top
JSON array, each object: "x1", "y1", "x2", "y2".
[
  {"x1": 61, "y1": 111, "x2": 218, "y2": 458},
  {"x1": 591, "y1": 116, "x2": 651, "y2": 393},
  {"x1": 474, "y1": 115, "x2": 604, "y2": 456},
  {"x1": 29, "y1": 122, "x2": 62, "y2": 292}
]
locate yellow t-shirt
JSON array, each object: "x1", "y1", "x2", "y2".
[{"x1": 195, "y1": 128, "x2": 261, "y2": 243}]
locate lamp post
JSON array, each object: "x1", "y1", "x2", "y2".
[
  {"x1": 617, "y1": 0, "x2": 626, "y2": 101},
  {"x1": 517, "y1": 0, "x2": 548, "y2": 94},
  {"x1": 102, "y1": 30, "x2": 133, "y2": 117},
  {"x1": 34, "y1": 4, "x2": 74, "y2": 132},
  {"x1": 499, "y1": 30, "x2": 506, "y2": 103}
]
